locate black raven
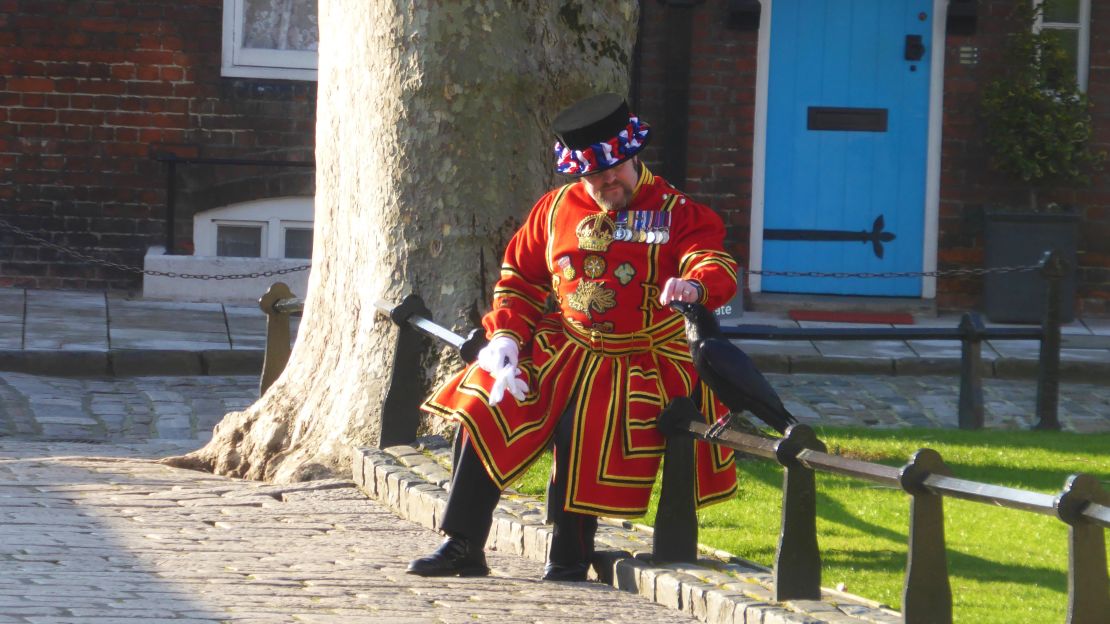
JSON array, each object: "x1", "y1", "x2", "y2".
[{"x1": 670, "y1": 301, "x2": 798, "y2": 435}]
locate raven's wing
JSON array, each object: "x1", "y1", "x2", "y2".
[{"x1": 698, "y1": 337, "x2": 798, "y2": 434}]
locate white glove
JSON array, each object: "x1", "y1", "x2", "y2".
[
  {"x1": 488, "y1": 364, "x2": 530, "y2": 406},
  {"x1": 477, "y1": 335, "x2": 519, "y2": 374}
]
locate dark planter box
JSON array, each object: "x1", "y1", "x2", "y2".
[{"x1": 983, "y1": 209, "x2": 1078, "y2": 324}]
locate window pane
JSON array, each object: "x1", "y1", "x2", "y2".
[
  {"x1": 1042, "y1": 0, "x2": 1079, "y2": 24},
  {"x1": 217, "y1": 226, "x2": 263, "y2": 257},
  {"x1": 1043, "y1": 28, "x2": 1080, "y2": 84},
  {"x1": 242, "y1": 0, "x2": 319, "y2": 51},
  {"x1": 284, "y1": 228, "x2": 313, "y2": 259}
]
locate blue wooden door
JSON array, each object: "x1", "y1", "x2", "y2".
[{"x1": 762, "y1": 0, "x2": 932, "y2": 296}]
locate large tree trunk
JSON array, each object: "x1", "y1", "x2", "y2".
[{"x1": 166, "y1": 1, "x2": 638, "y2": 482}]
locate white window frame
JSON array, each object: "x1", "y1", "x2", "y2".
[
  {"x1": 1034, "y1": 0, "x2": 1090, "y2": 91},
  {"x1": 194, "y1": 197, "x2": 314, "y2": 259},
  {"x1": 221, "y1": 0, "x2": 318, "y2": 81}
]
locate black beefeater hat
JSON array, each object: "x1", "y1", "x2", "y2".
[{"x1": 551, "y1": 93, "x2": 651, "y2": 177}]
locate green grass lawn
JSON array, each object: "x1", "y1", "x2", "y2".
[{"x1": 514, "y1": 427, "x2": 1110, "y2": 623}]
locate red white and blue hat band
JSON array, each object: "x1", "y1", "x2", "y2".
[{"x1": 553, "y1": 115, "x2": 651, "y2": 177}]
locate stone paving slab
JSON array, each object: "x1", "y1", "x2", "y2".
[
  {"x1": 107, "y1": 300, "x2": 230, "y2": 352},
  {"x1": 22, "y1": 320, "x2": 107, "y2": 351},
  {"x1": 0, "y1": 290, "x2": 23, "y2": 325},
  {"x1": 1084, "y1": 317, "x2": 1110, "y2": 335},
  {"x1": 0, "y1": 322, "x2": 20, "y2": 350},
  {"x1": 796, "y1": 321, "x2": 924, "y2": 360},
  {"x1": 0, "y1": 441, "x2": 705, "y2": 624},
  {"x1": 733, "y1": 339, "x2": 822, "y2": 358},
  {"x1": 109, "y1": 328, "x2": 231, "y2": 351}
]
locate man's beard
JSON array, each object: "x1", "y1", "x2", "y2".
[{"x1": 588, "y1": 184, "x2": 633, "y2": 212}]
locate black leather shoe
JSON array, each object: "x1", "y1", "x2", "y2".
[
  {"x1": 406, "y1": 536, "x2": 490, "y2": 577},
  {"x1": 542, "y1": 561, "x2": 590, "y2": 582}
]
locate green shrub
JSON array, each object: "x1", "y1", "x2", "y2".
[{"x1": 980, "y1": 1, "x2": 1103, "y2": 208}]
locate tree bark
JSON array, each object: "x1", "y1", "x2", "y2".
[{"x1": 165, "y1": 1, "x2": 639, "y2": 482}]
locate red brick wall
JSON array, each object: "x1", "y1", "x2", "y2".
[
  {"x1": 635, "y1": 0, "x2": 1110, "y2": 315},
  {"x1": 0, "y1": 0, "x2": 316, "y2": 290},
  {"x1": 636, "y1": 0, "x2": 760, "y2": 269}
]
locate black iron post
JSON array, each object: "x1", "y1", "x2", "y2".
[
  {"x1": 899, "y1": 448, "x2": 953, "y2": 624},
  {"x1": 378, "y1": 294, "x2": 433, "y2": 448},
  {"x1": 652, "y1": 397, "x2": 701, "y2": 563},
  {"x1": 957, "y1": 313, "x2": 985, "y2": 430},
  {"x1": 773, "y1": 424, "x2": 824, "y2": 601},
  {"x1": 1054, "y1": 474, "x2": 1110, "y2": 624},
  {"x1": 1035, "y1": 250, "x2": 1064, "y2": 430}
]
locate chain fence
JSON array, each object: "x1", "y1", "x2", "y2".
[
  {"x1": 746, "y1": 265, "x2": 1043, "y2": 279},
  {"x1": 2, "y1": 216, "x2": 1045, "y2": 281},
  {"x1": 0, "y1": 218, "x2": 311, "y2": 281}
]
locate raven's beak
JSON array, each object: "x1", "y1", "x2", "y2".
[{"x1": 668, "y1": 300, "x2": 690, "y2": 314}]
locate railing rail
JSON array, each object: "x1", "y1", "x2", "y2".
[{"x1": 655, "y1": 403, "x2": 1110, "y2": 624}]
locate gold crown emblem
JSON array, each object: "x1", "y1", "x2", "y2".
[{"x1": 575, "y1": 213, "x2": 616, "y2": 252}]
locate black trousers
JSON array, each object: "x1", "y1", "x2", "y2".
[{"x1": 440, "y1": 408, "x2": 598, "y2": 566}]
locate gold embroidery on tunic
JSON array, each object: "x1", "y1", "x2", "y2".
[
  {"x1": 576, "y1": 213, "x2": 616, "y2": 252},
  {"x1": 566, "y1": 280, "x2": 617, "y2": 318}
]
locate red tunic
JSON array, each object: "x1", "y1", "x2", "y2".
[{"x1": 423, "y1": 167, "x2": 739, "y2": 517}]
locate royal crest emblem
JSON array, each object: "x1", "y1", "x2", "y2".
[{"x1": 575, "y1": 213, "x2": 616, "y2": 252}]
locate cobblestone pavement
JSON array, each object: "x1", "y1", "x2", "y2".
[
  {"x1": 1, "y1": 372, "x2": 1107, "y2": 445},
  {"x1": 0, "y1": 374, "x2": 257, "y2": 442},
  {"x1": 769, "y1": 373, "x2": 1110, "y2": 433},
  {"x1": 0, "y1": 441, "x2": 700, "y2": 624}
]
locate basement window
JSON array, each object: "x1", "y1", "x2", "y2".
[
  {"x1": 222, "y1": 0, "x2": 319, "y2": 81},
  {"x1": 194, "y1": 197, "x2": 314, "y2": 259}
]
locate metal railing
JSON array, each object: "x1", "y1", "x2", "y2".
[
  {"x1": 654, "y1": 402, "x2": 1110, "y2": 624},
  {"x1": 729, "y1": 250, "x2": 1069, "y2": 430}
]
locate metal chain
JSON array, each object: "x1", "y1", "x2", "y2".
[
  {"x1": 747, "y1": 265, "x2": 1042, "y2": 279},
  {"x1": 0, "y1": 218, "x2": 311, "y2": 280}
]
